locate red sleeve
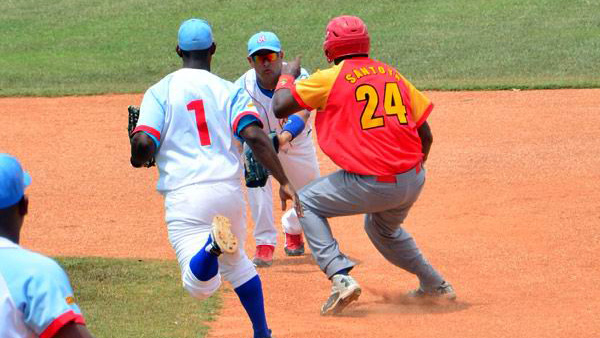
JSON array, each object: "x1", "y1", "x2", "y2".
[
  {"x1": 40, "y1": 310, "x2": 86, "y2": 338},
  {"x1": 132, "y1": 125, "x2": 161, "y2": 139},
  {"x1": 233, "y1": 111, "x2": 262, "y2": 136}
]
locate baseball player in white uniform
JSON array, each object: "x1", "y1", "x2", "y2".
[
  {"x1": 129, "y1": 19, "x2": 300, "y2": 338},
  {"x1": 236, "y1": 32, "x2": 320, "y2": 267}
]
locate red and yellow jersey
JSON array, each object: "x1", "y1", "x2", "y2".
[{"x1": 291, "y1": 57, "x2": 433, "y2": 176}]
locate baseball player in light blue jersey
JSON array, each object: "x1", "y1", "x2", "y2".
[
  {"x1": 236, "y1": 32, "x2": 320, "y2": 267},
  {"x1": 129, "y1": 19, "x2": 301, "y2": 338},
  {"x1": 0, "y1": 154, "x2": 95, "y2": 338}
]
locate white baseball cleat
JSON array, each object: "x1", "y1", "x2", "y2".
[
  {"x1": 210, "y1": 215, "x2": 238, "y2": 255},
  {"x1": 320, "y1": 274, "x2": 362, "y2": 316}
]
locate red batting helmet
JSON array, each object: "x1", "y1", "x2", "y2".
[{"x1": 323, "y1": 15, "x2": 370, "y2": 63}]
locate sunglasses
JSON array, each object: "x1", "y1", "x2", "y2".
[{"x1": 251, "y1": 52, "x2": 280, "y2": 63}]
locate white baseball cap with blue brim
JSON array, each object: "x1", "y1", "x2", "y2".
[
  {"x1": 178, "y1": 18, "x2": 213, "y2": 51},
  {"x1": 0, "y1": 154, "x2": 31, "y2": 209},
  {"x1": 247, "y1": 31, "x2": 281, "y2": 56}
]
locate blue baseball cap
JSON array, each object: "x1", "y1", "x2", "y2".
[
  {"x1": 247, "y1": 31, "x2": 281, "y2": 56},
  {"x1": 178, "y1": 18, "x2": 213, "y2": 51},
  {"x1": 0, "y1": 154, "x2": 31, "y2": 209}
]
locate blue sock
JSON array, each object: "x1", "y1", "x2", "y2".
[
  {"x1": 234, "y1": 275, "x2": 270, "y2": 338},
  {"x1": 189, "y1": 236, "x2": 219, "y2": 282}
]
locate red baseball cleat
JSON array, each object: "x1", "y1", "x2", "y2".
[
  {"x1": 284, "y1": 233, "x2": 305, "y2": 256},
  {"x1": 253, "y1": 245, "x2": 274, "y2": 267}
]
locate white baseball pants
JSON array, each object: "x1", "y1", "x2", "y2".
[
  {"x1": 247, "y1": 136, "x2": 320, "y2": 246},
  {"x1": 164, "y1": 180, "x2": 257, "y2": 299}
]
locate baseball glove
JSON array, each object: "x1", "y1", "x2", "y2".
[
  {"x1": 128, "y1": 105, "x2": 155, "y2": 167},
  {"x1": 243, "y1": 132, "x2": 279, "y2": 188}
]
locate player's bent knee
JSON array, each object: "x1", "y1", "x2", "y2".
[
  {"x1": 182, "y1": 270, "x2": 221, "y2": 300},
  {"x1": 183, "y1": 279, "x2": 220, "y2": 300},
  {"x1": 185, "y1": 287, "x2": 213, "y2": 300},
  {"x1": 218, "y1": 259, "x2": 257, "y2": 289}
]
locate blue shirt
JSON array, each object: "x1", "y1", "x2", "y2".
[{"x1": 0, "y1": 237, "x2": 85, "y2": 338}]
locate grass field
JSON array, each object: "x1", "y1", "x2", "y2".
[
  {"x1": 55, "y1": 257, "x2": 221, "y2": 338},
  {"x1": 1, "y1": 0, "x2": 599, "y2": 96},
  {"x1": 4, "y1": 1, "x2": 600, "y2": 337}
]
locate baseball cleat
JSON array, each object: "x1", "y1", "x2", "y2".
[
  {"x1": 320, "y1": 274, "x2": 362, "y2": 316},
  {"x1": 210, "y1": 215, "x2": 238, "y2": 254},
  {"x1": 253, "y1": 245, "x2": 274, "y2": 267},
  {"x1": 407, "y1": 280, "x2": 457, "y2": 301},
  {"x1": 284, "y1": 233, "x2": 305, "y2": 256}
]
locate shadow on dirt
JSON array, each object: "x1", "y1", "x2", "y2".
[
  {"x1": 332, "y1": 286, "x2": 471, "y2": 318},
  {"x1": 273, "y1": 255, "x2": 315, "y2": 266},
  {"x1": 274, "y1": 255, "x2": 363, "y2": 267}
]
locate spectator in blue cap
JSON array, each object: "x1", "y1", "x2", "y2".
[{"x1": 0, "y1": 154, "x2": 96, "y2": 338}]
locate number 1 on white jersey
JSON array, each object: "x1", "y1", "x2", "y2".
[{"x1": 187, "y1": 100, "x2": 212, "y2": 146}]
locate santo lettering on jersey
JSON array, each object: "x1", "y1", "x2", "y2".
[{"x1": 290, "y1": 57, "x2": 434, "y2": 176}]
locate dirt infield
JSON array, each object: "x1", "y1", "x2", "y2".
[{"x1": 1, "y1": 89, "x2": 599, "y2": 338}]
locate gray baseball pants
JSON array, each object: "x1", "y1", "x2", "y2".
[{"x1": 298, "y1": 165, "x2": 445, "y2": 290}]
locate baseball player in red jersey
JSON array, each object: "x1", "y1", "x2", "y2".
[{"x1": 272, "y1": 15, "x2": 456, "y2": 315}]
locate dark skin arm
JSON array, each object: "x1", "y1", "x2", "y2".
[
  {"x1": 272, "y1": 56, "x2": 304, "y2": 119},
  {"x1": 53, "y1": 322, "x2": 95, "y2": 338},
  {"x1": 129, "y1": 123, "x2": 302, "y2": 216},
  {"x1": 239, "y1": 123, "x2": 303, "y2": 217},
  {"x1": 130, "y1": 132, "x2": 156, "y2": 168},
  {"x1": 417, "y1": 121, "x2": 433, "y2": 163}
]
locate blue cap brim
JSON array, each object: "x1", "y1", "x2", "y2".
[
  {"x1": 248, "y1": 46, "x2": 281, "y2": 57},
  {"x1": 24, "y1": 172, "x2": 31, "y2": 187}
]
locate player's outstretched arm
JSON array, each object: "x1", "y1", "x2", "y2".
[
  {"x1": 240, "y1": 122, "x2": 288, "y2": 185},
  {"x1": 273, "y1": 56, "x2": 304, "y2": 119},
  {"x1": 273, "y1": 89, "x2": 303, "y2": 119},
  {"x1": 130, "y1": 132, "x2": 156, "y2": 168},
  {"x1": 54, "y1": 322, "x2": 95, "y2": 338},
  {"x1": 240, "y1": 123, "x2": 303, "y2": 217},
  {"x1": 417, "y1": 121, "x2": 433, "y2": 163},
  {"x1": 278, "y1": 109, "x2": 311, "y2": 146}
]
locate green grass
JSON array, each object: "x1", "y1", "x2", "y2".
[
  {"x1": 54, "y1": 257, "x2": 221, "y2": 338},
  {"x1": 1, "y1": 0, "x2": 599, "y2": 96}
]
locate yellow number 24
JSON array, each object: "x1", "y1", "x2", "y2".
[{"x1": 356, "y1": 82, "x2": 408, "y2": 130}]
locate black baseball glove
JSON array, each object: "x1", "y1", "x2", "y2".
[
  {"x1": 243, "y1": 132, "x2": 279, "y2": 188},
  {"x1": 128, "y1": 105, "x2": 156, "y2": 167}
]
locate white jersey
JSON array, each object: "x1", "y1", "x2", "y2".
[
  {"x1": 235, "y1": 68, "x2": 321, "y2": 244},
  {"x1": 137, "y1": 68, "x2": 261, "y2": 193},
  {"x1": 235, "y1": 68, "x2": 312, "y2": 143}
]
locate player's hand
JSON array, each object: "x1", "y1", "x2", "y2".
[
  {"x1": 282, "y1": 55, "x2": 301, "y2": 78},
  {"x1": 279, "y1": 182, "x2": 303, "y2": 217},
  {"x1": 277, "y1": 131, "x2": 293, "y2": 148}
]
